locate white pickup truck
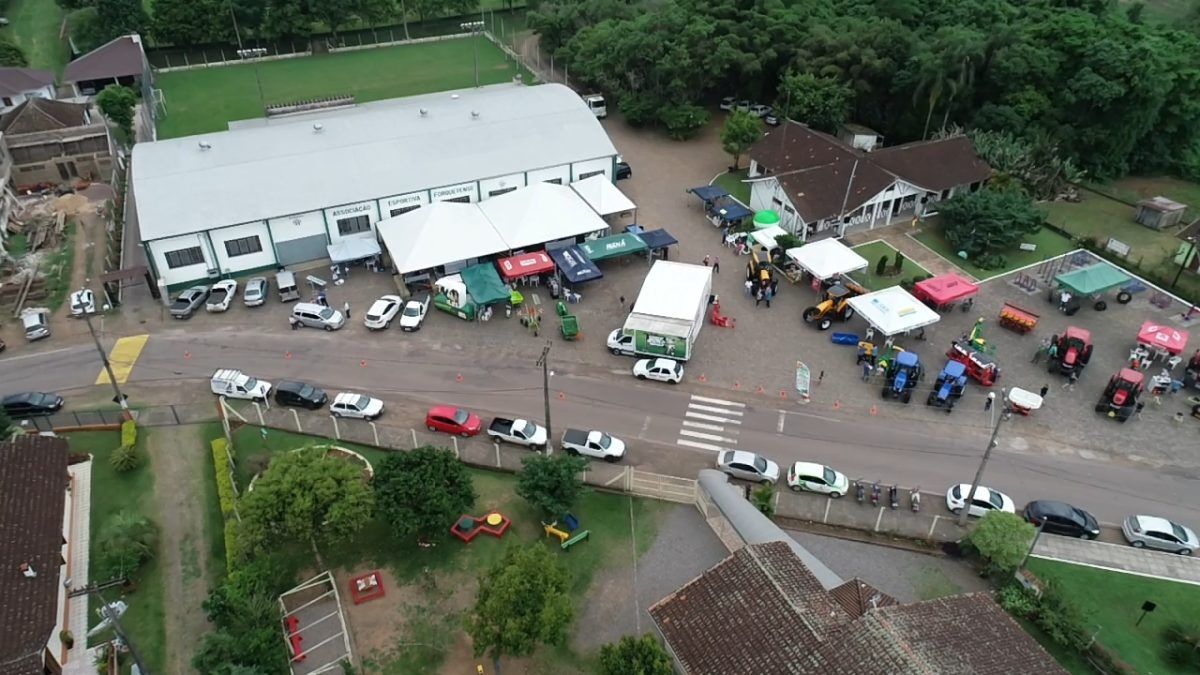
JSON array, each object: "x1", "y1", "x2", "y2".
[
  {"x1": 206, "y1": 279, "x2": 237, "y2": 312},
  {"x1": 399, "y1": 294, "x2": 430, "y2": 331},
  {"x1": 561, "y1": 429, "x2": 626, "y2": 462},
  {"x1": 487, "y1": 417, "x2": 548, "y2": 449}
]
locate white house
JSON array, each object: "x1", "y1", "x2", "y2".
[
  {"x1": 0, "y1": 68, "x2": 56, "y2": 114},
  {"x1": 132, "y1": 82, "x2": 620, "y2": 289}
]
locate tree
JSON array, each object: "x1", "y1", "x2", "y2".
[
  {"x1": 938, "y1": 188, "x2": 1043, "y2": 266},
  {"x1": 96, "y1": 85, "x2": 138, "y2": 143},
  {"x1": 374, "y1": 446, "x2": 476, "y2": 543},
  {"x1": 0, "y1": 36, "x2": 29, "y2": 67},
  {"x1": 599, "y1": 634, "x2": 673, "y2": 675},
  {"x1": 465, "y1": 544, "x2": 572, "y2": 663},
  {"x1": 875, "y1": 255, "x2": 888, "y2": 276},
  {"x1": 773, "y1": 71, "x2": 852, "y2": 132},
  {"x1": 94, "y1": 511, "x2": 158, "y2": 581},
  {"x1": 661, "y1": 102, "x2": 711, "y2": 141},
  {"x1": 515, "y1": 453, "x2": 588, "y2": 519},
  {"x1": 0, "y1": 408, "x2": 13, "y2": 439},
  {"x1": 95, "y1": 0, "x2": 151, "y2": 46},
  {"x1": 151, "y1": 0, "x2": 230, "y2": 46},
  {"x1": 237, "y1": 446, "x2": 374, "y2": 558},
  {"x1": 193, "y1": 556, "x2": 293, "y2": 674},
  {"x1": 720, "y1": 110, "x2": 761, "y2": 170},
  {"x1": 966, "y1": 511, "x2": 1035, "y2": 575}
]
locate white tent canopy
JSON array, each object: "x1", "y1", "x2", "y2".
[
  {"x1": 785, "y1": 239, "x2": 868, "y2": 280},
  {"x1": 751, "y1": 225, "x2": 789, "y2": 250},
  {"x1": 376, "y1": 202, "x2": 508, "y2": 274},
  {"x1": 327, "y1": 237, "x2": 381, "y2": 264},
  {"x1": 479, "y1": 182, "x2": 609, "y2": 250},
  {"x1": 571, "y1": 174, "x2": 636, "y2": 217},
  {"x1": 846, "y1": 286, "x2": 941, "y2": 336}
]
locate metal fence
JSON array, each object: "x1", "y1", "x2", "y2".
[{"x1": 24, "y1": 403, "x2": 220, "y2": 432}]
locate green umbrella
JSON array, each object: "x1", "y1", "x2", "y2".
[{"x1": 753, "y1": 210, "x2": 780, "y2": 230}]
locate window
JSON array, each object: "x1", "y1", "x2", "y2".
[
  {"x1": 337, "y1": 215, "x2": 371, "y2": 235},
  {"x1": 578, "y1": 170, "x2": 605, "y2": 180},
  {"x1": 488, "y1": 186, "x2": 517, "y2": 197},
  {"x1": 2, "y1": 97, "x2": 11, "y2": 107},
  {"x1": 543, "y1": 178, "x2": 563, "y2": 185},
  {"x1": 224, "y1": 235, "x2": 263, "y2": 257},
  {"x1": 772, "y1": 197, "x2": 784, "y2": 208},
  {"x1": 441, "y1": 195, "x2": 471, "y2": 204},
  {"x1": 389, "y1": 204, "x2": 420, "y2": 217},
  {"x1": 164, "y1": 246, "x2": 204, "y2": 269}
]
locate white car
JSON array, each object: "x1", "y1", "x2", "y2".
[
  {"x1": 945, "y1": 484, "x2": 1016, "y2": 518},
  {"x1": 719, "y1": 96, "x2": 736, "y2": 111},
  {"x1": 364, "y1": 295, "x2": 402, "y2": 330},
  {"x1": 735, "y1": 99, "x2": 751, "y2": 112},
  {"x1": 243, "y1": 277, "x2": 268, "y2": 307},
  {"x1": 206, "y1": 279, "x2": 238, "y2": 312},
  {"x1": 748, "y1": 104, "x2": 771, "y2": 118},
  {"x1": 330, "y1": 392, "x2": 385, "y2": 420},
  {"x1": 786, "y1": 462, "x2": 850, "y2": 497},
  {"x1": 633, "y1": 357, "x2": 683, "y2": 384},
  {"x1": 398, "y1": 295, "x2": 430, "y2": 331},
  {"x1": 69, "y1": 289, "x2": 96, "y2": 316},
  {"x1": 561, "y1": 429, "x2": 626, "y2": 462},
  {"x1": 607, "y1": 329, "x2": 636, "y2": 356},
  {"x1": 1122, "y1": 515, "x2": 1199, "y2": 555},
  {"x1": 717, "y1": 450, "x2": 780, "y2": 485}
]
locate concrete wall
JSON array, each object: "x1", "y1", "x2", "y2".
[
  {"x1": 571, "y1": 157, "x2": 611, "y2": 182},
  {"x1": 148, "y1": 233, "x2": 214, "y2": 287},
  {"x1": 430, "y1": 181, "x2": 479, "y2": 203},
  {"x1": 527, "y1": 164, "x2": 571, "y2": 185},
  {"x1": 0, "y1": 85, "x2": 55, "y2": 114},
  {"x1": 479, "y1": 172, "x2": 526, "y2": 198},
  {"x1": 268, "y1": 210, "x2": 326, "y2": 244},
  {"x1": 323, "y1": 200, "x2": 380, "y2": 244},
  {"x1": 378, "y1": 191, "x2": 428, "y2": 218},
  {"x1": 209, "y1": 221, "x2": 275, "y2": 274},
  {"x1": 5, "y1": 124, "x2": 113, "y2": 185}
]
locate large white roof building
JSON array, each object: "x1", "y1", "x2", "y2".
[{"x1": 132, "y1": 82, "x2": 619, "y2": 288}]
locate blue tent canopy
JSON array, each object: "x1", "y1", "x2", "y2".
[
  {"x1": 688, "y1": 185, "x2": 729, "y2": 202},
  {"x1": 639, "y1": 228, "x2": 678, "y2": 250},
  {"x1": 715, "y1": 203, "x2": 752, "y2": 223},
  {"x1": 548, "y1": 245, "x2": 604, "y2": 284}
]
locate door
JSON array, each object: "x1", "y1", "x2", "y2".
[
  {"x1": 67, "y1": 161, "x2": 78, "y2": 178},
  {"x1": 57, "y1": 163, "x2": 71, "y2": 181},
  {"x1": 275, "y1": 234, "x2": 329, "y2": 266},
  {"x1": 1146, "y1": 530, "x2": 1179, "y2": 552}
]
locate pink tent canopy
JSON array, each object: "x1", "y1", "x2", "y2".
[
  {"x1": 913, "y1": 273, "x2": 979, "y2": 307},
  {"x1": 1136, "y1": 321, "x2": 1189, "y2": 355}
]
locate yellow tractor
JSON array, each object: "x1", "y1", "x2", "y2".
[{"x1": 802, "y1": 281, "x2": 867, "y2": 330}]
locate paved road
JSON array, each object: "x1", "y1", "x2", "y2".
[{"x1": 3, "y1": 327, "x2": 1199, "y2": 529}]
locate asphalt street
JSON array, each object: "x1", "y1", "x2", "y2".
[{"x1": 2, "y1": 326, "x2": 1198, "y2": 528}]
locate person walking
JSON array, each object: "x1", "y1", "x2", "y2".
[
  {"x1": 619, "y1": 295, "x2": 626, "y2": 307},
  {"x1": 985, "y1": 391, "x2": 995, "y2": 411},
  {"x1": 342, "y1": 300, "x2": 351, "y2": 319},
  {"x1": 765, "y1": 286, "x2": 773, "y2": 308},
  {"x1": 1032, "y1": 337, "x2": 1050, "y2": 364},
  {"x1": 861, "y1": 361, "x2": 872, "y2": 382},
  {"x1": 1039, "y1": 384, "x2": 1049, "y2": 398},
  {"x1": 744, "y1": 279, "x2": 753, "y2": 296},
  {"x1": 755, "y1": 288, "x2": 764, "y2": 307},
  {"x1": 703, "y1": 254, "x2": 711, "y2": 267},
  {"x1": 1063, "y1": 370, "x2": 1078, "y2": 391},
  {"x1": 713, "y1": 256, "x2": 721, "y2": 274},
  {"x1": 1135, "y1": 401, "x2": 1145, "y2": 420},
  {"x1": 1047, "y1": 342, "x2": 1059, "y2": 362}
]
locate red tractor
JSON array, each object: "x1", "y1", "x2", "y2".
[
  {"x1": 947, "y1": 341, "x2": 1000, "y2": 386},
  {"x1": 1048, "y1": 327, "x2": 1093, "y2": 377},
  {"x1": 1094, "y1": 369, "x2": 1143, "y2": 423}
]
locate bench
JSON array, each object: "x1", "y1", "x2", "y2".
[
  {"x1": 561, "y1": 530, "x2": 590, "y2": 550},
  {"x1": 285, "y1": 615, "x2": 304, "y2": 662},
  {"x1": 1019, "y1": 243, "x2": 1037, "y2": 252}
]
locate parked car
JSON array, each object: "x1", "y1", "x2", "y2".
[
  {"x1": 170, "y1": 286, "x2": 209, "y2": 319},
  {"x1": 945, "y1": 484, "x2": 1016, "y2": 518},
  {"x1": 290, "y1": 302, "x2": 345, "y2": 331},
  {"x1": 209, "y1": 369, "x2": 271, "y2": 400},
  {"x1": 561, "y1": 429, "x2": 626, "y2": 462},
  {"x1": 748, "y1": 103, "x2": 771, "y2": 118},
  {"x1": 273, "y1": 380, "x2": 328, "y2": 410},
  {"x1": 1122, "y1": 515, "x2": 1198, "y2": 555},
  {"x1": 607, "y1": 329, "x2": 637, "y2": 356},
  {"x1": 487, "y1": 417, "x2": 548, "y2": 448},
  {"x1": 398, "y1": 294, "x2": 430, "y2": 331},
  {"x1": 719, "y1": 96, "x2": 736, "y2": 111},
  {"x1": 717, "y1": 450, "x2": 780, "y2": 485},
  {"x1": 206, "y1": 279, "x2": 238, "y2": 312},
  {"x1": 21, "y1": 307, "x2": 51, "y2": 341},
  {"x1": 70, "y1": 289, "x2": 96, "y2": 316},
  {"x1": 2, "y1": 391, "x2": 65, "y2": 418},
  {"x1": 330, "y1": 392, "x2": 384, "y2": 420},
  {"x1": 615, "y1": 161, "x2": 632, "y2": 180},
  {"x1": 426, "y1": 405, "x2": 483, "y2": 437},
  {"x1": 786, "y1": 461, "x2": 850, "y2": 497},
  {"x1": 735, "y1": 99, "x2": 751, "y2": 112},
  {"x1": 764, "y1": 112, "x2": 781, "y2": 126},
  {"x1": 243, "y1": 276, "x2": 268, "y2": 307},
  {"x1": 364, "y1": 295, "x2": 402, "y2": 330},
  {"x1": 1022, "y1": 500, "x2": 1100, "y2": 539},
  {"x1": 633, "y1": 357, "x2": 684, "y2": 384}
]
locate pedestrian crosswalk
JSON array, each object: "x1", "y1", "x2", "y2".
[{"x1": 676, "y1": 394, "x2": 744, "y2": 453}]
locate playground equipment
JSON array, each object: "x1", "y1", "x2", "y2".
[
  {"x1": 998, "y1": 303, "x2": 1039, "y2": 334},
  {"x1": 947, "y1": 341, "x2": 1000, "y2": 386},
  {"x1": 543, "y1": 513, "x2": 590, "y2": 551},
  {"x1": 881, "y1": 351, "x2": 923, "y2": 403},
  {"x1": 1095, "y1": 369, "x2": 1144, "y2": 422},
  {"x1": 450, "y1": 512, "x2": 512, "y2": 543},
  {"x1": 1048, "y1": 327, "x2": 1093, "y2": 376},
  {"x1": 926, "y1": 360, "x2": 967, "y2": 411},
  {"x1": 803, "y1": 282, "x2": 866, "y2": 331},
  {"x1": 710, "y1": 300, "x2": 736, "y2": 328},
  {"x1": 348, "y1": 570, "x2": 386, "y2": 605}
]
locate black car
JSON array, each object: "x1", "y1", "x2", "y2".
[
  {"x1": 1023, "y1": 500, "x2": 1101, "y2": 539},
  {"x1": 615, "y1": 161, "x2": 632, "y2": 180},
  {"x1": 2, "y1": 392, "x2": 65, "y2": 418},
  {"x1": 273, "y1": 380, "x2": 328, "y2": 410}
]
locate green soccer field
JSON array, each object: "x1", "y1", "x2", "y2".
[{"x1": 154, "y1": 36, "x2": 533, "y2": 139}]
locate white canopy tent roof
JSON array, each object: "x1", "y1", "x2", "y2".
[
  {"x1": 376, "y1": 202, "x2": 508, "y2": 274},
  {"x1": 570, "y1": 174, "x2": 636, "y2": 217},
  {"x1": 479, "y1": 182, "x2": 610, "y2": 250},
  {"x1": 785, "y1": 239, "x2": 868, "y2": 280},
  {"x1": 751, "y1": 225, "x2": 789, "y2": 250},
  {"x1": 327, "y1": 237, "x2": 381, "y2": 263},
  {"x1": 846, "y1": 286, "x2": 941, "y2": 336}
]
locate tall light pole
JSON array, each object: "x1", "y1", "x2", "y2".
[
  {"x1": 69, "y1": 580, "x2": 149, "y2": 674},
  {"x1": 460, "y1": 21, "x2": 485, "y2": 88},
  {"x1": 82, "y1": 311, "x2": 129, "y2": 415},
  {"x1": 237, "y1": 47, "x2": 268, "y2": 111},
  {"x1": 956, "y1": 387, "x2": 1010, "y2": 527},
  {"x1": 1172, "y1": 235, "x2": 1196, "y2": 289},
  {"x1": 536, "y1": 341, "x2": 552, "y2": 453}
]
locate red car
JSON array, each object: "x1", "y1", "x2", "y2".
[{"x1": 426, "y1": 405, "x2": 482, "y2": 437}]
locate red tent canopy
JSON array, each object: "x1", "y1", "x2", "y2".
[
  {"x1": 496, "y1": 251, "x2": 554, "y2": 281},
  {"x1": 913, "y1": 273, "x2": 979, "y2": 307},
  {"x1": 1136, "y1": 321, "x2": 1189, "y2": 355}
]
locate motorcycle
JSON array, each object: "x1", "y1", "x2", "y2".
[
  {"x1": 910, "y1": 486, "x2": 922, "y2": 512},
  {"x1": 855, "y1": 480, "x2": 866, "y2": 504},
  {"x1": 889, "y1": 484, "x2": 899, "y2": 510},
  {"x1": 870, "y1": 481, "x2": 881, "y2": 507}
]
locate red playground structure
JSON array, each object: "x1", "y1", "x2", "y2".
[
  {"x1": 348, "y1": 570, "x2": 386, "y2": 605},
  {"x1": 710, "y1": 300, "x2": 735, "y2": 328},
  {"x1": 947, "y1": 341, "x2": 1001, "y2": 386},
  {"x1": 451, "y1": 512, "x2": 511, "y2": 542}
]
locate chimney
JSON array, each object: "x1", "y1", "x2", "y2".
[{"x1": 20, "y1": 562, "x2": 37, "y2": 578}]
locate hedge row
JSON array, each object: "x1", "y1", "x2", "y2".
[
  {"x1": 211, "y1": 438, "x2": 240, "y2": 573},
  {"x1": 120, "y1": 419, "x2": 137, "y2": 449}
]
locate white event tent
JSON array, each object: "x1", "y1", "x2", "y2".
[
  {"x1": 846, "y1": 286, "x2": 941, "y2": 336},
  {"x1": 751, "y1": 225, "x2": 789, "y2": 250},
  {"x1": 478, "y1": 182, "x2": 610, "y2": 250},
  {"x1": 570, "y1": 173, "x2": 636, "y2": 217},
  {"x1": 376, "y1": 202, "x2": 508, "y2": 274},
  {"x1": 785, "y1": 239, "x2": 868, "y2": 280}
]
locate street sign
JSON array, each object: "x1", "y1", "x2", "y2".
[{"x1": 795, "y1": 361, "x2": 811, "y2": 403}]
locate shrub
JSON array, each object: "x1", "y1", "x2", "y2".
[
  {"x1": 109, "y1": 443, "x2": 141, "y2": 472},
  {"x1": 875, "y1": 255, "x2": 888, "y2": 276},
  {"x1": 996, "y1": 583, "x2": 1038, "y2": 616},
  {"x1": 892, "y1": 251, "x2": 905, "y2": 273},
  {"x1": 774, "y1": 233, "x2": 802, "y2": 251},
  {"x1": 120, "y1": 419, "x2": 137, "y2": 449},
  {"x1": 964, "y1": 511, "x2": 1035, "y2": 575},
  {"x1": 1032, "y1": 581, "x2": 1089, "y2": 649},
  {"x1": 751, "y1": 485, "x2": 775, "y2": 518},
  {"x1": 211, "y1": 439, "x2": 240, "y2": 568},
  {"x1": 95, "y1": 511, "x2": 157, "y2": 580},
  {"x1": 659, "y1": 102, "x2": 709, "y2": 141}
]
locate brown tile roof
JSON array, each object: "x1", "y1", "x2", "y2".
[
  {"x1": 749, "y1": 122, "x2": 859, "y2": 175},
  {"x1": 776, "y1": 160, "x2": 896, "y2": 223},
  {"x1": 0, "y1": 98, "x2": 90, "y2": 135},
  {"x1": 828, "y1": 578, "x2": 899, "y2": 618},
  {"x1": 63, "y1": 34, "x2": 147, "y2": 84},
  {"x1": 0, "y1": 436, "x2": 69, "y2": 675},
  {"x1": 869, "y1": 136, "x2": 993, "y2": 192},
  {"x1": 648, "y1": 541, "x2": 850, "y2": 675},
  {"x1": 0, "y1": 68, "x2": 55, "y2": 99}
]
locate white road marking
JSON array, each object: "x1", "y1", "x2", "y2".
[
  {"x1": 779, "y1": 408, "x2": 842, "y2": 423},
  {"x1": 777, "y1": 410, "x2": 786, "y2": 433},
  {"x1": 685, "y1": 411, "x2": 742, "y2": 424},
  {"x1": 682, "y1": 420, "x2": 725, "y2": 431},
  {"x1": 690, "y1": 394, "x2": 746, "y2": 408},
  {"x1": 0, "y1": 347, "x2": 76, "y2": 363},
  {"x1": 675, "y1": 439, "x2": 726, "y2": 452},
  {"x1": 678, "y1": 429, "x2": 738, "y2": 443},
  {"x1": 688, "y1": 403, "x2": 744, "y2": 416}
]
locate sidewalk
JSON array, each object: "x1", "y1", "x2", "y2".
[{"x1": 1031, "y1": 535, "x2": 1200, "y2": 586}]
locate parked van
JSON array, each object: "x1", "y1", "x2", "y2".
[
  {"x1": 291, "y1": 302, "x2": 345, "y2": 331},
  {"x1": 20, "y1": 307, "x2": 51, "y2": 341},
  {"x1": 276, "y1": 270, "x2": 300, "y2": 302},
  {"x1": 582, "y1": 93, "x2": 607, "y2": 118},
  {"x1": 210, "y1": 369, "x2": 271, "y2": 400},
  {"x1": 274, "y1": 380, "x2": 328, "y2": 409}
]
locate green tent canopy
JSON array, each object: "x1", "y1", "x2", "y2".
[
  {"x1": 1054, "y1": 262, "x2": 1130, "y2": 296},
  {"x1": 460, "y1": 263, "x2": 511, "y2": 305},
  {"x1": 753, "y1": 210, "x2": 780, "y2": 230},
  {"x1": 579, "y1": 233, "x2": 648, "y2": 261}
]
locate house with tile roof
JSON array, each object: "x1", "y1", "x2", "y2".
[
  {"x1": 648, "y1": 541, "x2": 1065, "y2": 675},
  {"x1": 746, "y1": 122, "x2": 991, "y2": 242},
  {"x1": 63, "y1": 34, "x2": 152, "y2": 98},
  {"x1": 0, "y1": 68, "x2": 55, "y2": 115},
  {"x1": 0, "y1": 98, "x2": 115, "y2": 186}
]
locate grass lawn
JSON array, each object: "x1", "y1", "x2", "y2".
[
  {"x1": 156, "y1": 37, "x2": 534, "y2": 138},
  {"x1": 1027, "y1": 558, "x2": 1200, "y2": 674},
  {"x1": 43, "y1": 221, "x2": 75, "y2": 312},
  {"x1": 63, "y1": 429, "x2": 166, "y2": 675},
  {"x1": 713, "y1": 169, "x2": 752, "y2": 205},
  {"x1": 0, "y1": 0, "x2": 68, "y2": 72},
  {"x1": 1041, "y1": 194, "x2": 1181, "y2": 267},
  {"x1": 912, "y1": 225, "x2": 1076, "y2": 279},
  {"x1": 848, "y1": 240, "x2": 930, "y2": 290}
]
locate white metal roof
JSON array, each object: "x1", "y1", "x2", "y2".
[
  {"x1": 785, "y1": 239, "x2": 869, "y2": 280},
  {"x1": 132, "y1": 83, "x2": 618, "y2": 241},
  {"x1": 570, "y1": 174, "x2": 635, "y2": 217},
  {"x1": 478, "y1": 182, "x2": 609, "y2": 250},
  {"x1": 846, "y1": 286, "x2": 941, "y2": 336},
  {"x1": 751, "y1": 225, "x2": 789, "y2": 250},
  {"x1": 631, "y1": 261, "x2": 712, "y2": 320},
  {"x1": 376, "y1": 202, "x2": 508, "y2": 274}
]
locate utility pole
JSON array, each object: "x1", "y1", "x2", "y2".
[
  {"x1": 956, "y1": 388, "x2": 1010, "y2": 527},
  {"x1": 1172, "y1": 235, "x2": 1196, "y2": 289},
  {"x1": 461, "y1": 21, "x2": 485, "y2": 87},
  {"x1": 69, "y1": 580, "x2": 150, "y2": 674},
  {"x1": 536, "y1": 341, "x2": 552, "y2": 453},
  {"x1": 82, "y1": 311, "x2": 129, "y2": 413}
]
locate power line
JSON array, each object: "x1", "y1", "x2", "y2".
[{"x1": 68, "y1": 580, "x2": 150, "y2": 674}]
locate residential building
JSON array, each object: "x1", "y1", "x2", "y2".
[
  {"x1": 0, "y1": 140, "x2": 17, "y2": 238},
  {"x1": 62, "y1": 34, "x2": 152, "y2": 98},
  {"x1": 0, "y1": 98, "x2": 115, "y2": 186},
  {"x1": 0, "y1": 68, "x2": 56, "y2": 115}
]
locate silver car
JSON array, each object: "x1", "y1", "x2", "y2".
[
  {"x1": 243, "y1": 277, "x2": 268, "y2": 307},
  {"x1": 717, "y1": 450, "x2": 780, "y2": 485},
  {"x1": 1122, "y1": 515, "x2": 1198, "y2": 555},
  {"x1": 290, "y1": 302, "x2": 345, "y2": 331}
]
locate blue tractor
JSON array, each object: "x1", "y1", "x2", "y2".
[
  {"x1": 926, "y1": 360, "x2": 968, "y2": 412},
  {"x1": 881, "y1": 351, "x2": 923, "y2": 403}
]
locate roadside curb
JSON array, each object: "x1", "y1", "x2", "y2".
[{"x1": 776, "y1": 515, "x2": 954, "y2": 557}]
